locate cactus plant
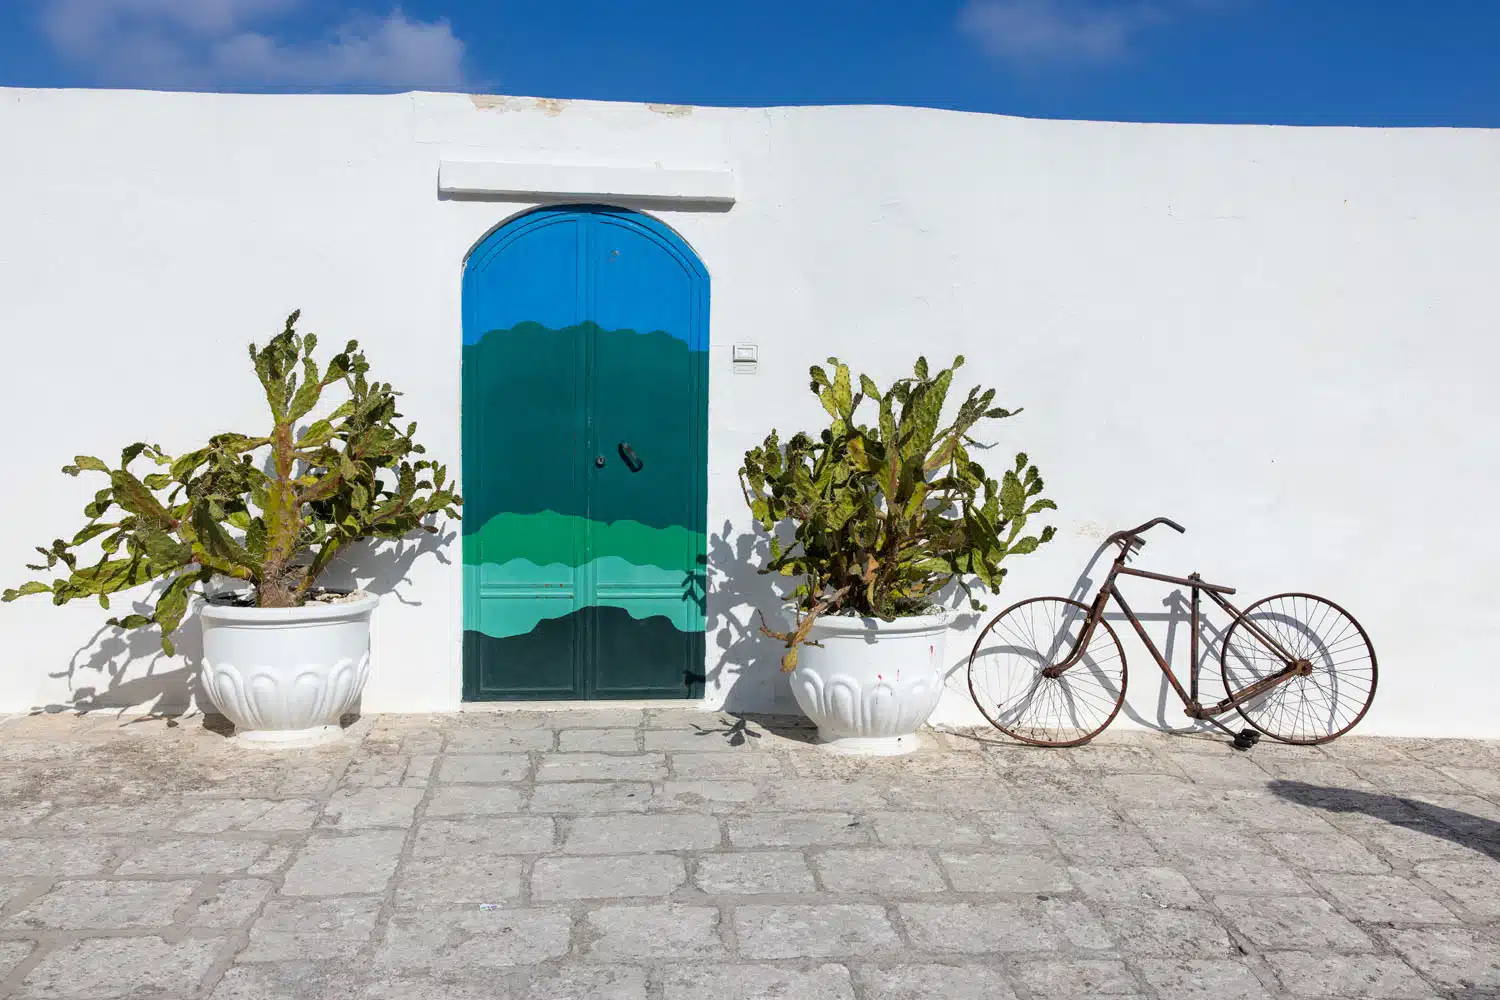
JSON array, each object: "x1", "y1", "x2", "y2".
[
  {"x1": 739, "y1": 355, "x2": 1055, "y2": 671},
  {"x1": 2, "y1": 311, "x2": 462, "y2": 654}
]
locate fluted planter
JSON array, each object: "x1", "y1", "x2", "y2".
[
  {"x1": 199, "y1": 593, "x2": 377, "y2": 747},
  {"x1": 788, "y1": 609, "x2": 948, "y2": 756}
]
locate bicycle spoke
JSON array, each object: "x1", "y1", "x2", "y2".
[
  {"x1": 1220, "y1": 593, "x2": 1376, "y2": 744},
  {"x1": 968, "y1": 597, "x2": 1127, "y2": 747}
]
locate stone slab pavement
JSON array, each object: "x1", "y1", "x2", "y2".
[{"x1": 1, "y1": 708, "x2": 1498, "y2": 999}]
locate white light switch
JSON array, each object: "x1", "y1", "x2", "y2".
[{"x1": 732, "y1": 343, "x2": 758, "y2": 374}]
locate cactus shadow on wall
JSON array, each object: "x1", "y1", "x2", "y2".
[
  {"x1": 38, "y1": 528, "x2": 455, "y2": 719},
  {"x1": 315, "y1": 526, "x2": 457, "y2": 607},
  {"x1": 703, "y1": 521, "x2": 803, "y2": 714},
  {"x1": 710, "y1": 524, "x2": 1010, "y2": 718},
  {"x1": 41, "y1": 611, "x2": 210, "y2": 721}
]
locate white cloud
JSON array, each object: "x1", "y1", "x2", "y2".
[
  {"x1": 39, "y1": 0, "x2": 466, "y2": 90},
  {"x1": 212, "y1": 12, "x2": 465, "y2": 88},
  {"x1": 960, "y1": 0, "x2": 1218, "y2": 67},
  {"x1": 42, "y1": 0, "x2": 298, "y2": 53}
]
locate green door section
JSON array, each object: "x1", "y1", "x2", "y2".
[{"x1": 462, "y1": 206, "x2": 708, "y2": 700}]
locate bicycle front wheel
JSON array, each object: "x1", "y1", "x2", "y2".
[
  {"x1": 1219, "y1": 593, "x2": 1377, "y2": 744},
  {"x1": 968, "y1": 597, "x2": 1128, "y2": 747}
]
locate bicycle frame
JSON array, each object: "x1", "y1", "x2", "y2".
[{"x1": 1043, "y1": 552, "x2": 1311, "y2": 722}]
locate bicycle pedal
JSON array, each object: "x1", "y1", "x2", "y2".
[{"x1": 1232, "y1": 729, "x2": 1261, "y2": 751}]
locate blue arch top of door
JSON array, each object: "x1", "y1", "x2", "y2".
[
  {"x1": 460, "y1": 203, "x2": 710, "y2": 532},
  {"x1": 463, "y1": 205, "x2": 709, "y2": 351}
]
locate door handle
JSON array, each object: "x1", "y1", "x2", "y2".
[{"x1": 619, "y1": 442, "x2": 643, "y2": 472}]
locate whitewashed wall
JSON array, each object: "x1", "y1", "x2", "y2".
[{"x1": 1, "y1": 88, "x2": 1495, "y2": 737}]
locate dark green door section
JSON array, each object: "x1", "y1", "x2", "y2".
[{"x1": 462, "y1": 206, "x2": 708, "y2": 700}]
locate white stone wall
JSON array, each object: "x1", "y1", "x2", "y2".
[{"x1": 1, "y1": 88, "x2": 1495, "y2": 736}]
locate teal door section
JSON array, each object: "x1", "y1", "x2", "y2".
[{"x1": 462, "y1": 206, "x2": 708, "y2": 700}]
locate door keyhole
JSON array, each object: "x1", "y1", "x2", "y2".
[{"x1": 595, "y1": 455, "x2": 606, "y2": 468}]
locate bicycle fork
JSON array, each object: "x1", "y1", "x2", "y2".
[{"x1": 1039, "y1": 587, "x2": 1112, "y2": 679}]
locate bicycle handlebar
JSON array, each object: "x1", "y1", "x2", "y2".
[{"x1": 1107, "y1": 517, "x2": 1186, "y2": 552}]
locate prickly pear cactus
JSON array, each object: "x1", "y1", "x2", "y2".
[
  {"x1": 3, "y1": 311, "x2": 462, "y2": 654},
  {"x1": 739, "y1": 355, "x2": 1055, "y2": 671}
]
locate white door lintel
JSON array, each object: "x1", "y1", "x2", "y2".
[{"x1": 438, "y1": 158, "x2": 736, "y2": 207}]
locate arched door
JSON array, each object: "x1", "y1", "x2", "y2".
[{"x1": 462, "y1": 206, "x2": 708, "y2": 700}]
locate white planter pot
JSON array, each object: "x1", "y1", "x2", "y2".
[
  {"x1": 788, "y1": 609, "x2": 948, "y2": 756},
  {"x1": 199, "y1": 593, "x2": 377, "y2": 747}
]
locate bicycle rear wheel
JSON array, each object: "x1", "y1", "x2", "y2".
[
  {"x1": 968, "y1": 597, "x2": 1128, "y2": 747},
  {"x1": 1219, "y1": 593, "x2": 1377, "y2": 744}
]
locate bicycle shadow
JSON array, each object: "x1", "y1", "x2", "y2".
[
  {"x1": 1269, "y1": 780, "x2": 1500, "y2": 864},
  {"x1": 960, "y1": 536, "x2": 1214, "y2": 740},
  {"x1": 1060, "y1": 537, "x2": 1230, "y2": 736}
]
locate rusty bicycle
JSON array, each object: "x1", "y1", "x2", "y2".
[{"x1": 967, "y1": 517, "x2": 1377, "y2": 748}]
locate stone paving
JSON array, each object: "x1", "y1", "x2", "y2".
[{"x1": 1, "y1": 709, "x2": 1498, "y2": 999}]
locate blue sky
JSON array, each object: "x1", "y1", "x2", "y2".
[{"x1": 1, "y1": 1, "x2": 1496, "y2": 126}]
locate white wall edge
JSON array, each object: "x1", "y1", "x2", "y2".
[{"x1": 437, "y1": 158, "x2": 737, "y2": 206}]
